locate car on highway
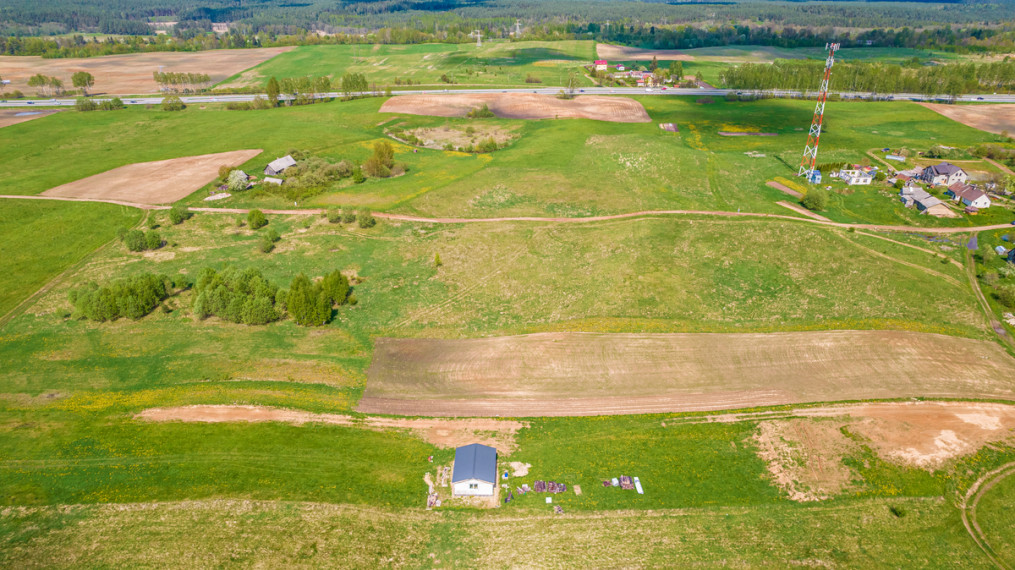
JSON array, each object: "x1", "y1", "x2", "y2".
[
  {"x1": 977, "y1": 97, "x2": 985, "y2": 100},
  {"x1": 26, "y1": 101, "x2": 34, "y2": 105}
]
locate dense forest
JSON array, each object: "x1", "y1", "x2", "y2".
[
  {"x1": 719, "y1": 60, "x2": 1015, "y2": 95},
  {"x1": 2, "y1": 0, "x2": 1015, "y2": 58}
]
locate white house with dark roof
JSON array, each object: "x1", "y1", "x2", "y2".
[
  {"x1": 451, "y1": 443, "x2": 497, "y2": 497},
  {"x1": 264, "y1": 155, "x2": 297, "y2": 176},
  {"x1": 921, "y1": 162, "x2": 968, "y2": 187},
  {"x1": 946, "y1": 183, "x2": 991, "y2": 209}
]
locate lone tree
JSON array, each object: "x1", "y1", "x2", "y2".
[
  {"x1": 72, "y1": 71, "x2": 95, "y2": 96},
  {"x1": 802, "y1": 187, "x2": 829, "y2": 211},
  {"x1": 266, "y1": 76, "x2": 280, "y2": 107},
  {"x1": 247, "y1": 209, "x2": 268, "y2": 229},
  {"x1": 161, "y1": 95, "x2": 185, "y2": 111}
]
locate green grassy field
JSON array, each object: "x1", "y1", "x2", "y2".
[
  {"x1": 0, "y1": 200, "x2": 141, "y2": 318},
  {"x1": 1, "y1": 95, "x2": 1007, "y2": 227},
  {"x1": 976, "y1": 470, "x2": 1015, "y2": 567},
  {"x1": 217, "y1": 40, "x2": 598, "y2": 90}
]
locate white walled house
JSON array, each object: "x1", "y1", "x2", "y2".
[
  {"x1": 921, "y1": 162, "x2": 968, "y2": 187},
  {"x1": 451, "y1": 443, "x2": 497, "y2": 496},
  {"x1": 837, "y1": 168, "x2": 873, "y2": 185},
  {"x1": 947, "y1": 183, "x2": 992, "y2": 209}
]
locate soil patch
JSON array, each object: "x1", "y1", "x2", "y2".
[
  {"x1": 0, "y1": 109, "x2": 61, "y2": 129},
  {"x1": 508, "y1": 462, "x2": 531, "y2": 477},
  {"x1": 917, "y1": 103, "x2": 1015, "y2": 136},
  {"x1": 358, "y1": 331, "x2": 1015, "y2": 417},
  {"x1": 596, "y1": 44, "x2": 694, "y2": 61},
  {"x1": 395, "y1": 124, "x2": 519, "y2": 151},
  {"x1": 0, "y1": 48, "x2": 292, "y2": 95},
  {"x1": 137, "y1": 405, "x2": 527, "y2": 452},
  {"x1": 777, "y1": 200, "x2": 831, "y2": 221},
  {"x1": 41, "y1": 149, "x2": 262, "y2": 205},
  {"x1": 755, "y1": 418, "x2": 860, "y2": 501},
  {"x1": 766, "y1": 181, "x2": 803, "y2": 199},
  {"x1": 380, "y1": 93, "x2": 650, "y2": 123}
]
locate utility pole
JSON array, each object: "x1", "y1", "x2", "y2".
[
  {"x1": 798, "y1": 43, "x2": 840, "y2": 183},
  {"x1": 470, "y1": 30, "x2": 482, "y2": 47}
]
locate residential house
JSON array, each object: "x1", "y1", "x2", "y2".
[
  {"x1": 594, "y1": 60, "x2": 608, "y2": 72},
  {"x1": 946, "y1": 183, "x2": 991, "y2": 209},
  {"x1": 921, "y1": 162, "x2": 968, "y2": 187},
  {"x1": 615, "y1": 64, "x2": 626, "y2": 71},
  {"x1": 838, "y1": 167, "x2": 873, "y2": 185},
  {"x1": 264, "y1": 155, "x2": 297, "y2": 176},
  {"x1": 451, "y1": 443, "x2": 497, "y2": 497}
]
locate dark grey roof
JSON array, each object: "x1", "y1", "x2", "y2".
[
  {"x1": 452, "y1": 443, "x2": 497, "y2": 484},
  {"x1": 930, "y1": 162, "x2": 963, "y2": 176}
]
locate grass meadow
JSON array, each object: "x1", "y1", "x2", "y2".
[{"x1": 217, "y1": 40, "x2": 598, "y2": 90}]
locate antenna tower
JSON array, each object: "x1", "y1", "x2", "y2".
[
  {"x1": 798, "y1": 42, "x2": 840, "y2": 182},
  {"x1": 514, "y1": 20, "x2": 522, "y2": 36},
  {"x1": 470, "y1": 30, "x2": 483, "y2": 47}
]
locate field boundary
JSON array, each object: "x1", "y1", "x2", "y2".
[{"x1": 960, "y1": 461, "x2": 1015, "y2": 570}]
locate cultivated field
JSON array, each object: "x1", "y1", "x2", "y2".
[
  {"x1": 216, "y1": 40, "x2": 596, "y2": 90},
  {"x1": 596, "y1": 43, "x2": 695, "y2": 61},
  {"x1": 0, "y1": 109, "x2": 61, "y2": 129},
  {"x1": 918, "y1": 102, "x2": 1015, "y2": 135},
  {"x1": 359, "y1": 331, "x2": 1015, "y2": 416},
  {"x1": 41, "y1": 149, "x2": 262, "y2": 205},
  {"x1": 380, "y1": 93, "x2": 651, "y2": 122},
  {"x1": 0, "y1": 48, "x2": 292, "y2": 95}
]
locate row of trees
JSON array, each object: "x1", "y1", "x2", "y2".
[
  {"x1": 75, "y1": 96, "x2": 124, "y2": 111},
  {"x1": 191, "y1": 266, "x2": 352, "y2": 326},
  {"x1": 720, "y1": 60, "x2": 1015, "y2": 96},
  {"x1": 153, "y1": 71, "x2": 211, "y2": 93}
]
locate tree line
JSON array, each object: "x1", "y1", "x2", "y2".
[
  {"x1": 153, "y1": 71, "x2": 211, "y2": 92},
  {"x1": 720, "y1": 60, "x2": 1015, "y2": 95}
]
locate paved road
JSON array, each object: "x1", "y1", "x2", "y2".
[
  {"x1": 2, "y1": 87, "x2": 1014, "y2": 108},
  {"x1": 2, "y1": 193, "x2": 1012, "y2": 234}
]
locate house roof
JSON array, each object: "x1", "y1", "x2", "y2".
[
  {"x1": 917, "y1": 195, "x2": 943, "y2": 208},
  {"x1": 266, "y1": 155, "x2": 297, "y2": 172},
  {"x1": 594, "y1": 60, "x2": 607, "y2": 65},
  {"x1": 452, "y1": 443, "x2": 497, "y2": 484},
  {"x1": 949, "y1": 183, "x2": 987, "y2": 202},
  {"x1": 929, "y1": 162, "x2": 964, "y2": 176}
]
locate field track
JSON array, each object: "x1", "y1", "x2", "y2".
[
  {"x1": 0, "y1": 194, "x2": 1012, "y2": 234},
  {"x1": 358, "y1": 331, "x2": 1015, "y2": 417}
]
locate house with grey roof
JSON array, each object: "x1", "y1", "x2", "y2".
[
  {"x1": 921, "y1": 162, "x2": 968, "y2": 187},
  {"x1": 452, "y1": 443, "x2": 497, "y2": 497},
  {"x1": 264, "y1": 155, "x2": 297, "y2": 176},
  {"x1": 946, "y1": 183, "x2": 991, "y2": 209}
]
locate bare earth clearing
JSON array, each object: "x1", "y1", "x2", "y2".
[
  {"x1": 596, "y1": 44, "x2": 694, "y2": 61},
  {"x1": 359, "y1": 331, "x2": 1015, "y2": 417},
  {"x1": 0, "y1": 48, "x2": 292, "y2": 95},
  {"x1": 41, "y1": 149, "x2": 262, "y2": 205},
  {"x1": 917, "y1": 103, "x2": 1015, "y2": 135},
  {"x1": 380, "y1": 93, "x2": 650, "y2": 123},
  {"x1": 137, "y1": 405, "x2": 526, "y2": 452},
  {"x1": 0, "y1": 109, "x2": 61, "y2": 129},
  {"x1": 756, "y1": 402, "x2": 1015, "y2": 501}
]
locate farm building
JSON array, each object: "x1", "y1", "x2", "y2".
[
  {"x1": 946, "y1": 183, "x2": 991, "y2": 209},
  {"x1": 901, "y1": 186, "x2": 956, "y2": 217},
  {"x1": 594, "y1": 60, "x2": 608, "y2": 72},
  {"x1": 615, "y1": 64, "x2": 626, "y2": 71},
  {"x1": 264, "y1": 155, "x2": 297, "y2": 176},
  {"x1": 263, "y1": 177, "x2": 283, "y2": 185},
  {"x1": 921, "y1": 162, "x2": 968, "y2": 187},
  {"x1": 451, "y1": 443, "x2": 497, "y2": 497}
]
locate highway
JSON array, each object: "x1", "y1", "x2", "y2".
[{"x1": 2, "y1": 87, "x2": 1014, "y2": 107}]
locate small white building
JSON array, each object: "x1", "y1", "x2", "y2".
[
  {"x1": 451, "y1": 443, "x2": 497, "y2": 497},
  {"x1": 838, "y1": 168, "x2": 873, "y2": 185}
]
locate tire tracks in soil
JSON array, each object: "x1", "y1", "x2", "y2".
[{"x1": 960, "y1": 461, "x2": 1015, "y2": 570}]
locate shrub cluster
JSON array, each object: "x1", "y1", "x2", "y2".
[
  {"x1": 247, "y1": 209, "x2": 267, "y2": 229},
  {"x1": 226, "y1": 96, "x2": 272, "y2": 111},
  {"x1": 118, "y1": 228, "x2": 163, "y2": 252},
  {"x1": 286, "y1": 270, "x2": 351, "y2": 326},
  {"x1": 75, "y1": 97, "x2": 125, "y2": 112},
  {"x1": 161, "y1": 95, "x2": 185, "y2": 111},
  {"x1": 69, "y1": 273, "x2": 171, "y2": 321},
  {"x1": 192, "y1": 267, "x2": 282, "y2": 325},
  {"x1": 467, "y1": 104, "x2": 495, "y2": 118},
  {"x1": 168, "y1": 205, "x2": 192, "y2": 225}
]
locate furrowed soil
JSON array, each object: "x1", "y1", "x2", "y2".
[
  {"x1": 379, "y1": 93, "x2": 650, "y2": 122},
  {"x1": 596, "y1": 44, "x2": 695, "y2": 61},
  {"x1": 41, "y1": 149, "x2": 262, "y2": 204},
  {"x1": 359, "y1": 331, "x2": 1015, "y2": 417},
  {"x1": 917, "y1": 103, "x2": 1015, "y2": 136},
  {"x1": 0, "y1": 48, "x2": 292, "y2": 95}
]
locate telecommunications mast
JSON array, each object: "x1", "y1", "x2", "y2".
[{"x1": 798, "y1": 42, "x2": 840, "y2": 183}]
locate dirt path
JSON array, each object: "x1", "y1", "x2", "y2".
[
  {"x1": 960, "y1": 461, "x2": 1015, "y2": 570},
  {"x1": 984, "y1": 158, "x2": 1015, "y2": 177},
  {"x1": 766, "y1": 181, "x2": 803, "y2": 199},
  {"x1": 2, "y1": 194, "x2": 1013, "y2": 235},
  {"x1": 776, "y1": 200, "x2": 830, "y2": 221}
]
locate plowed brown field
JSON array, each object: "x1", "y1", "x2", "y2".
[
  {"x1": 358, "y1": 331, "x2": 1015, "y2": 417},
  {"x1": 0, "y1": 48, "x2": 291, "y2": 95},
  {"x1": 595, "y1": 44, "x2": 694, "y2": 61},
  {"x1": 918, "y1": 103, "x2": 1015, "y2": 136},
  {"x1": 41, "y1": 149, "x2": 262, "y2": 205},
  {"x1": 380, "y1": 93, "x2": 650, "y2": 123}
]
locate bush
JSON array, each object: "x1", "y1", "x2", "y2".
[
  {"x1": 998, "y1": 286, "x2": 1015, "y2": 309},
  {"x1": 320, "y1": 270, "x2": 350, "y2": 305},
  {"x1": 247, "y1": 209, "x2": 267, "y2": 229},
  {"x1": 341, "y1": 210, "x2": 357, "y2": 224},
  {"x1": 69, "y1": 273, "x2": 171, "y2": 321},
  {"x1": 287, "y1": 273, "x2": 332, "y2": 326},
  {"x1": 100, "y1": 97, "x2": 125, "y2": 111},
  {"x1": 352, "y1": 168, "x2": 365, "y2": 184},
  {"x1": 802, "y1": 187, "x2": 829, "y2": 211},
  {"x1": 191, "y1": 266, "x2": 281, "y2": 325},
  {"x1": 123, "y1": 230, "x2": 147, "y2": 252},
  {"x1": 357, "y1": 210, "x2": 376, "y2": 228},
  {"x1": 144, "y1": 231, "x2": 163, "y2": 250},
  {"x1": 524, "y1": 74, "x2": 542, "y2": 84},
  {"x1": 75, "y1": 97, "x2": 97, "y2": 111},
  {"x1": 259, "y1": 238, "x2": 275, "y2": 253},
  {"x1": 265, "y1": 228, "x2": 281, "y2": 243},
  {"x1": 161, "y1": 95, "x2": 185, "y2": 111},
  {"x1": 168, "y1": 205, "x2": 191, "y2": 225},
  {"x1": 467, "y1": 103, "x2": 495, "y2": 118},
  {"x1": 327, "y1": 208, "x2": 342, "y2": 223},
  {"x1": 227, "y1": 170, "x2": 249, "y2": 193}
]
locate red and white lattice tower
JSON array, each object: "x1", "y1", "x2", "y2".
[{"x1": 798, "y1": 43, "x2": 840, "y2": 181}]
